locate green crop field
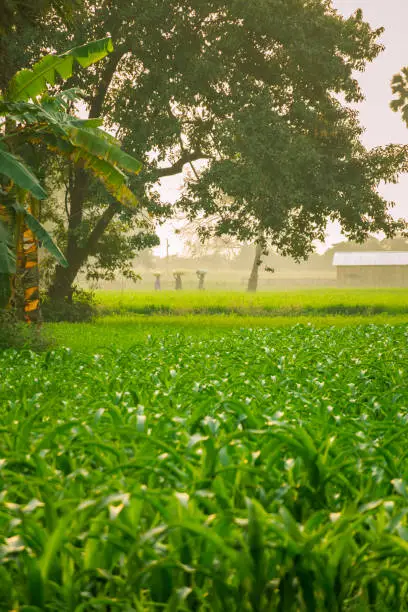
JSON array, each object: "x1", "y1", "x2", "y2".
[
  {"x1": 95, "y1": 288, "x2": 408, "y2": 317},
  {"x1": 2, "y1": 321, "x2": 408, "y2": 610},
  {"x1": 47, "y1": 313, "x2": 408, "y2": 353}
]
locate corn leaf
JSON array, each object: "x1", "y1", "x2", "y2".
[
  {"x1": 7, "y1": 37, "x2": 114, "y2": 102},
  {"x1": 39, "y1": 516, "x2": 70, "y2": 581}
]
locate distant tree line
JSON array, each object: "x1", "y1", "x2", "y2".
[{"x1": 137, "y1": 234, "x2": 408, "y2": 277}]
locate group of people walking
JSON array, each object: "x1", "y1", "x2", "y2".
[{"x1": 153, "y1": 270, "x2": 207, "y2": 291}]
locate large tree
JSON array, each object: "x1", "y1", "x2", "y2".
[{"x1": 23, "y1": 0, "x2": 408, "y2": 300}]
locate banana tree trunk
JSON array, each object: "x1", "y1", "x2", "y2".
[
  {"x1": 20, "y1": 213, "x2": 41, "y2": 323},
  {"x1": 0, "y1": 202, "x2": 13, "y2": 309},
  {"x1": 247, "y1": 243, "x2": 263, "y2": 292},
  {"x1": 5, "y1": 201, "x2": 41, "y2": 323}
]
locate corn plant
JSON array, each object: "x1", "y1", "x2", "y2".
[{"x1": 1, "y1": 324, "x2": 408, "y2": 609}]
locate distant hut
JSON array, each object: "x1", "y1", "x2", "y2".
[{"x1": 333, "y1": 252, "x2": 408, "y2": 286}]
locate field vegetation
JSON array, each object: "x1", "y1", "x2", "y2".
[
  {"x1": 96, "y1": 289, "x2": 408, "y2": 318},
  {"x1": 2, "y1": 1, "x2": 408, "y2": 609},
  {"x1": 48, "y1": 314, "x2": 408, "y2": 353},
  {"x1": 1, "y1": 324, "x2": 408, "y2": 609}
]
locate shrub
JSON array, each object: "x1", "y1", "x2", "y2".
[
  {"x1": 41, "y1": 288, "x2": 97, "y2": 322},
  {"x1": 0, "y1": 311, "x2": 50, "y2": 351}
]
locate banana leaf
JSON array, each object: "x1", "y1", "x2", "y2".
[
  {"x1": 66, "y1": 126, "x2": 142, "y2": 175},
  {"x1": 0, "y1": 149, "x2": 47, "y2": 200},
  {"x1": 0, "y1": 220, "x2": 16, "y2": 274},
  {"x1": 24, "y1": 213, "x2": 68, "y2": 268},
  {"x1": 7, "y1": 38, "x2": 114, "y2": 102},
  {"x1": 38, "y1": 132, "x2": 141, "y2": 210},
  {"x1": 0, "y1": 99, "x2": 104, "y2": 135},
  {"x1": 11, "y1": 204, "x2": 68, "y2": 267},
  {"x1": 0, "y1": 219, "x2": 15, "y2": 309}
]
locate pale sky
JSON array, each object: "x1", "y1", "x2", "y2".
[{"x1": 155, "y1": 0, "x2": 408, "y2": 256}]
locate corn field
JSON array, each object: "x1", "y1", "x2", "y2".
[{"x1": 1, "y1": 325, "x2": 408, "y2": 610}]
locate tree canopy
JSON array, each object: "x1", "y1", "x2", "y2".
[
  {"x1": 10, "y1": 0, "x2": 408, "y2": 298},
  {"x1": 0, "y1": 0, "x2": 79, "y2": 33}
]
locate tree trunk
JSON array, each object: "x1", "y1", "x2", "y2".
[
  {"x1": 48, "y1": 260, "x2": 82, "y2": 302},
  {"x1": 0, "y1": 202, "x2": 13, "y2": 309},
  {"x1": 247, "y1": 243, "x2": 263, "y2": 292},
  {"x1": 47, "y1": 50, "x2": 125, "y2": 302},
  {"x1": 21, "y1": 201, "x2": 41, "y2": 322},
  {"x1": 48, "y1": 167, "x2": 87, "y2": 301},
  {"x1": 48, "y1": 201, "x2": 121, "y2": 301}
]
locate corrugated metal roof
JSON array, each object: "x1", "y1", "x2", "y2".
[{"x1": 333, "y1": 252, "x2": 408, "y2": 267}]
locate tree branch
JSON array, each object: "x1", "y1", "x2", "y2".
[
  {"x1": 89, "y1": 46, "x2": 128, "y2": 118},
  {"x1": 155, "y1": 151, "x2": 209, "y2": 178},
  {"x1": 85, "y1": 202, "x2": 121, "y2": 255}
]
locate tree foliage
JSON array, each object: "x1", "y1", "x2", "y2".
[
  {"x1": 0, "y1": 0, "x2": 82, "y2": 92},
  {"x1": 391, "y1": 66, "x2": 408, "y2": 126},
  {"x1": 0, "y1": 0, "x2": 79, "y2": 34}
]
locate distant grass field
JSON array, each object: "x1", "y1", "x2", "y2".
[
  {"x1": 47, "y1": 288, "x2": 408, "y2": 353},
  {"x1": 95, "y1": 288, "x2": 408, "y2": 317}
]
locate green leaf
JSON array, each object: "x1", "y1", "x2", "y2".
[
  {"x1": 23, "y1": 212, "x2": 68, "y2": 268},
  {"x1": 0, "y1": 240, "x2": 16, "y2": 274},
  {"x1": 40, "y1": 132, "x2": 141, "y2": 210},
  {"x1": 0, "y1": 149, "x2": 47, "y2": 199},
  {"x1": 64, "y1": 37, "x2": 114, "y2": 69},
  {"x1": 0, "y1": 218, "x2": 16, "y2": 275},
  {"x1": 7, "y1": 37, "x2": 114, "y2": 101},
  {"x1": 27, "y1": 559, "x2": 44, "y2": 609},
  {"x1": 39, "y1": 516, "x2": 70, "y2": 581},
  {"x1": 0, "y1": 99, "x2": 103, "y2": 132},
  {"x1": 171, "y1": 520, "x2": 237, "y2": 561},
  {"x1": 67, "y1": 126, "x2": 142, "y2": 175},
  {"x1": 166, "y1": 586, "x2": 192, "y2": 611}
]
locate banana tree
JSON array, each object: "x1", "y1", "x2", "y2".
[{"x1": 0, "y1": 38, "x2": 144, "y2": 321}]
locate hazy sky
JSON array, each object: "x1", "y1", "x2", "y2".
[{"x1": 155, "y1": 0, "x2": 408, "y2": 256}]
